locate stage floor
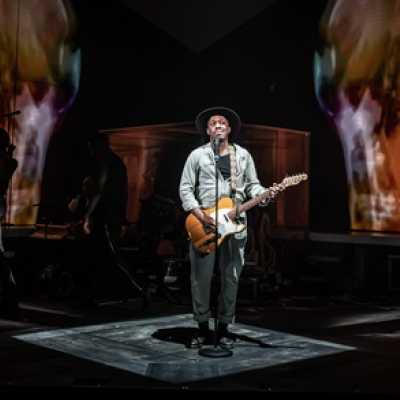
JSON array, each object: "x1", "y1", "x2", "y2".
[
  {"x1": 13, "y1": 313, "x2": 354, "y2": 384},
  {"x1": 2, "y1": 293, "x2": 400, "y2": 393}
]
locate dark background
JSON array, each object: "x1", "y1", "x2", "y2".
[{"x1": 41, "y1": 0, "x2": 349, "y2": 232}]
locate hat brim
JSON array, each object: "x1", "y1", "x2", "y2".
[{"x1": 195, "y1": 106, "x2": 241, "y2": 140}]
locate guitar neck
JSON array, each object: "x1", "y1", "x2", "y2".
[
  {"x1": 226, "y1": 191, "x2": 271, "y2": 219},
  {"x1": 226, "y1": 173, "x2": 307, "y2": 219},
  {"x1": 238, "y1": 191, "x2": 270, "y2": 214}
]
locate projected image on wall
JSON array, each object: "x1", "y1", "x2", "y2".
[
  {"x1": 0, "y1": 0, "x2": 80, "y2": 224},
  {"x1": 314, "y1": 0, "x2": 400, "y2": 232}
]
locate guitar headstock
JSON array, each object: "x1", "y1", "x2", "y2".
[
  {"x1": 263, "y1": 172, "x2": 308, "y2": 200},
  {"x1": 281, "y1": 173, "x2": 308, "y2": 188}
]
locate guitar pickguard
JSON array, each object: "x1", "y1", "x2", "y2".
[{"x1": 208, "y1": 208, "x2": 246, "y2": 237}]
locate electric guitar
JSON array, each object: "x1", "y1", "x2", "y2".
[{"x1": 185, "y1": 173, "x2": 308, "y2": 254}]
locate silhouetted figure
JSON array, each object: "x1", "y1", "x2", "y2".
[
  {"x1": 68, "y1": 133, "x2": 128, "y2": 305},
  {"x1": 0, "y1": 128, "x2": 19, "y2": 318}
]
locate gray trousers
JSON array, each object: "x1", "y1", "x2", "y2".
[{"x1": 189, "y1": 236, "x2": 246, "y2": 325}]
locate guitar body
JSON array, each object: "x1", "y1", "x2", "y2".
[{"x1": 185, "y1": 197, "x2": 246, "y2": 254}]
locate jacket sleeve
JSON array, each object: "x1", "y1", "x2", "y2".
[
  {"x1": 244, "y1": 151, "x2": 267, "y2": 199},
  {"x1": 179, "y1": 150, "x2": 201, "y2": 212}
]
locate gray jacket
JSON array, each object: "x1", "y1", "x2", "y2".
[{"x1": 179, "y1": 142, "x2": 266, "y2": 215}]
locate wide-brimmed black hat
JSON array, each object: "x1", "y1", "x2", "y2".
[{"x1": 195, "y1": 106, "x2": 241, "y2": 141}]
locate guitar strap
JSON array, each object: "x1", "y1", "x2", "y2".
[{"x1": 228, "y1": 144, "x2": 240, "y2": 219}]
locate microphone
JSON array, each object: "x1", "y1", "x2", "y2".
[
  {"x1": 212, "y1": 137, "x2": 222, "y2": 160},
  {"x1": 212, "y1": 137, "x2": 222, "y2": 149}
]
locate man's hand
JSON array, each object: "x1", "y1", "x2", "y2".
[
  {"x1": 269, "y1": 182, "x2": 285, "y2": 199},
  {"x1": 200, "y1": 214, "x2": 216, "y2": 234},
  {"x1": 192, "y1": 208, "x2": 215, "y2": 232},
  {"x1": 200, "y1": 213, "x2": 215, "y2": 226}
]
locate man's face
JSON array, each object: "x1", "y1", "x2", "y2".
[{"x1": 206, "y1": 115, "x2": 231, "y2": 141}]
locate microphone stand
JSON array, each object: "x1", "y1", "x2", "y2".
[{"x1": 199, "y1": 138, "x2": 233, "y2": 358}]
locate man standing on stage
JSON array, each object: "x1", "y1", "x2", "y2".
[{"x1": 179, "y1": 106, "x2": 280, "y2": 349}]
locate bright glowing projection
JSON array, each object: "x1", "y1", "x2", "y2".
[
  {"x1": 0, "y1": 0, "x2": 80, "y2": 224},
  {"x1": 315, "y1": 0, "x2": 400, "y2": 231}
]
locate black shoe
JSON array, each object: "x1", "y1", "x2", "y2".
[
  {"x1": 189, "y1": 334, "x2": 208, "y2": 349},
  {"x1": 219, "y1": 335, "x2": 235, "y2": 349},
  {"x1": 189, "y1": 322, "x2": 212, "y2": 349},
  {"x1": 217, "y1": 322, "x2": 236, "y2": 349}
]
